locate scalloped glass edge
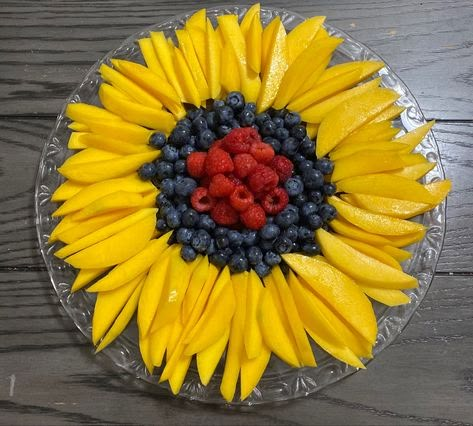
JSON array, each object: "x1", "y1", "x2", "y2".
[{"x1": 34, "y1": 5, "x2": 447, "y2": 406}]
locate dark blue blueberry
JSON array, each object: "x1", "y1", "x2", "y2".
[
  {"x1": 274, "y1": 127, "x2": 290, "y2": 141},
  {"x1": 266, "y1": 216, "x2": 275, "y2": 224},
  {"x1": 259, "y1": 238, "x2": 274, "y2": 251},
  {"x1": 323, "y1": 183, "x2": 337, "y2": 196},
  {"x1": 198, "y1": 214, "x2": 215, "y2": 231},
  {"x1": 270, "y1": 108, "x2": 287, "y2": 118},
  {"x1": 169, "y1": 126, "x2": 191, "y2": 147},
  {"x1": 292, "y1": 241, "x2": 301, "y2": 252},
  {"x1": 214, "y1": 226, "x2": 228, "y2": 238},
  {"x1": 226, "y1": 91, "x2": 245, "y2": 111},
  {"x1": 175, "y1": 177, "x2": 197, "y2": 197},
  {"x1": 309, "y1": 190, "x2": 323, "y2": 204},
  {"x1": 177, "y1": 117, "x2": 192, "y2": 128},
  {"x1": 292, "y1": 193, "x2": 308, "y2": 207},
  {"x1": 244, "y1": 102, "x2": 257, "y2": 113},
  {"x1": 275, "y1": 208, "x2": 299, "y2": 228},
  {"x1": 292, "y1": 153, "x2": 306, "y2": 164},
  {"x1": 213, "y1": 99, "x2": 225, "y2": 109},
  {"x1": 206, "y1": 111, "x2": 217, "y2": 129},
  {"x1": 264, "y1": 251, "x2": 281, "y2": 266},
  {"x1": 284, "y1": 111, "x2": 301, "y2": 128},
  {"x1": 176, "y1": 227, "x2": 193, "y2": 245},
  {"x1": 242, "y1": 229, "x2": 258, "y2": 247},
  {"x1": 290, "y1": 124, "x2": 307, "y2": 140},
  {"x1": 230, "y1": 119, "x2": 241, "y2": 129},
  {"x1": 181, "y1": 245, "x2": 197, "y2": 262},
  {"x1": 181, "y1": 208, "x2": 199, "y2": 228},
  {"x1": 297, "y1": 226, "x2": 313, "y2": 241},
  {"x1": 187, "y1": 108, "x2": 203, "y2": 121},
  {"x1": 216, "y1": 235, "x2": 229, "y2": 249},
  {"x1": 285, "y1": 204, "x2": 299, "y2": 214},
  {"x1": 229, "y1": 253, "x2": 249, "y2": 273},
  {"x1": 260, "y1": 223, "x2": 280, "y2": 240},
  {"x1": 301, "y1": 202, "x2": 318, "y2": 217},
  {"x1": 260, "y1": 120, "x2": 276, "y2": 137},
  {"x1": 272, "y1": 117, "x2": 284, "y2": 128},
  {"x1": 191, "y1": 229, "x2": 211, "y2": 253},
  {"x1": 217, "y1": 125, "x2": 232, "y2": 138},
  {"x1": 247, "y1": 246, "x2": 263, "y2": 265},
  {"x1": 166, "y1": 208, "x2": 181, "y2": 229},
  {"x1": 227, "y1": 230, "x2": 243, "y2": 247},
  {"x1": 149, "y1": 132, "x2": 166, "y2": 149},
  {"x1": 160, "y1": 178, "x2": 175, "y2": 196},
  {"x1": 192, "y1": 116, "x2": 208, "y2": 134},
  {"x1": 281, "y1": 137, "x2": 300, "y2": 157},
  {"x1": 307, "y1": 213, "x2": 323, "y2": 230},
  {"x1": 274, "y1": 236, "x2": 293, "y2": 254},
  {"x1": 263, "y1": 137, "x2": 281, "y2": 153},
  {"x1": 298, "y1": 160, "x2": 314, "y2": 174},
  {"x1": 162, "y1": 145, "x2": 179, "y2": 162},
  {"x1": 251, "y1": 124, "x2": 260, "y2": 132},
  {"x1": 197, "y1": 129, "x2": 216, "y2": 150},
  {"x1": 188, "y1": 135, "x2": 197, "y2": 147},
  {"x1": 138, "y1": 162, "x2": 157, "y2": 180},
  {"x1": 300, "y1": 137, "x2": 316, "y2": 157},
  {"x1": 239, "y1": 109, "x2": 255, "y2": 127},
  {"x1": 156, "y1": 218, "x2": 168, "y2": 231},
  {"x1": 215, "y1": 106, "x2": 234, "y2": 124},
  {"x1": 156, "y1": 192, "x2": 168, "y2": 206},
  {"x1": 174, "y1": 159, "x2": 186, "y2": 175},
  {"x1": 255, "y1": 262, "x2": 271, "y2": 277},
  {"x1": 302, "y1": 242, "x2": 321, "y2": 256},
  {"x1": 209, "y1": 250, "x2": 229, "y2": 267},
  {"x1": 303, "y1": 168, "x2": 324, "y2": 189},
  {"x1": 176, "y1": 204, "x2": 188, "y2": 214},
  {"x1": 207, "y1": 239, "x2": 217, "y2": 256},
  {"x1": 283, "y1": 225, "x2": 299, "y2": 242},
  {"x1": 255, "y1": 112, "x2": 271, "y2": 127},
  {"x1": 179, "y1": 144, "x2": 195, "y2": 159},
  {"x1": 319, "y1": 204, "x2": 337, "y2": 221},
  {"x1": 284, "y1": 177, "x2": 304, "y2": 197},
  {"x1": 316, "y1": 158, "x2": 335, "y2": 175},
  {"x1": 155, "y1": 161, "x2": 174, "y2": 179}
]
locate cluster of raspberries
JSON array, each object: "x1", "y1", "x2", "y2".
[{"x1": 139, "y1": 91, "x2": 337, "y2": 276}]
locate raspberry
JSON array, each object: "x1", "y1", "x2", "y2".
[
  {"x1": 186, "y1": 152, "x2": 207, "y2": 178},
  {"x1": 211, "y1": 199, "x2": 239, "y2": 226},
  {"x1": 208, "y1": 173, "x2": 236, "y2": 197},
  {"x1": 249, "y1": 142, "x2": 275, "y2": 164},
  {"x1": 233, "y1": 153, "x2": 258, "y2": 179},
  {"x1": 190, "y1": 187, "x2": 215, "y2": 212},
  {"x1": 248, "y1": 165, "x2": 279, "y2": 194},
  {"x1": 227, "y1": 174, "x2": 243, "y2": 187},
  {"x1": 205, "y1": 147, "x2": 234, "y2": 176},
  {"x1": 200, "y1": 176, "x2": 211, "y2": 188},
  {"x1": 222, "y1": 127, "x2": 261, "y2": 154},
  {"x1": 229, "y1": 185, "x2": 254, "y2": 212},
  {"x1": 261, "y1": 187, "x2": 289, "y2": 215},
  {"x1": 270, "y1": 155, "x2": 294, "y2": 182},
  {"x1": 208, "y1": 139, "x2": 224, "y2": 152},
  {"x1": 240, "y1": 204, "x2": 266, "y2": 230}
]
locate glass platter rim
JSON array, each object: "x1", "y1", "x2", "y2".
[{"x1": 34, "y1": 4, "x2": 447, "y2": 406}]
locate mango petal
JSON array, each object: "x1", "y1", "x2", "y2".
[{"x1": 197, "y1": 327, "x2": 230, "y2": 386}]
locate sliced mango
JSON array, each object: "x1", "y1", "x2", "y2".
[
  {"x1": 240, "y1": 344, "x2": 271, "y2": 401},
  {"x1": 286, "y1": 16, "x2": 325, "y2": 65},
  {"x1": 65, "y1": 103, "x2": 122, "y2": 124},
  {"x1": 85, "y1": 120, "x2": 152, "y2": 145},
  {"x1": 329, "y1": 218, "x2": 392, "y2": 245},
  {"x1": 337, "y1": 121, "x2": 400, "y2": 146},
  {"x1": 260, "y1": 17, "x2": 279, "y2": 75},
  {"x1": 392, "y1": 162, "x2": 436, "y2": 180},
  {"x1": 425, "y1": 179, "x2": 452, "y2": 205},
  {"x1": 371, "y1": 104, "x2": 405, "y2": 123},
  {"x1": 381, "y1": 245, "x2": 412, "y2": 262},
  {"x1": 360, "y1": 286, "x2": 410, "y2": 307},
  {"x1": 149, "y1": 323, "x2": 172, "y2": 367},
  {"x1": 205, "y1": 19, "x2": 221, "y2": 99},
  {"x1": 71, "y1": 267, "x2": 109, "y2": 293},
  {"x1": 68, "y1": 122, "x2": 89, "y2": 132},
  {"x1": 244, "y1": 270, "x2": 264, "y2": 360},
  {"x1": 71, "y1": 132, "x2": 153, "y2": 155},
  {"x1": 173, "y1": 47, "x2": 202, "y2": 107},
  {"x1": 384, "y1": 229, "x2": 426, "y2": 248},
  {"x1": 220, "y1": 42, "x2": 240, "y2": 93},
  {"x1": 197, "y1": 327, "x2": 230, "y2": 386},
  {"x1": 181, "y1": 256, "x2": 207, "y2": 322},
  {"x1": 138, "y1": 37, "x2": 167, "y2": 79},
  {"x1": 240, "y1": 3, "x2": 260, "y2": 37},
  {"x1": 331, "y1": 141, "x2": 408, "y2": 161},
  {"x1": 393, "y1": 121, "x2": 435, "y2": 151},
  {"x1": 245, "y1": 11, "x2": 263, "y2": 74},
  {"x1": 51, "y1": 180, "x2": 85, "y2": 202},
  {"x1": 318, "y1": 60, "x2": 384, "y2": 84}
]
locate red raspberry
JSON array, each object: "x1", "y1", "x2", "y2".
[
  {"x1": 227, "y1": 174, "x2": 243, "y2": 186},
  {"x1": 222, "y1": 127, "x2": 261, "y2": 154},
  {"x1": 233, "y1": 153, "x2": 258, "y2": 179},
  {"x1": 186, "y1": 152, "x2": 207, "y2": 178},
  {"x1": 261, "y1": 187, "x2": 289, "y2": 215},
  {"x1": 270, "y1": 155, "x2": 294, "y2": 182},
  {"x1": 200, "y1": 176, "x2": 210, "y2": 188},
  {"x1": 248, "y1": 165, "x2": 279, "y2": 194},
  {"x1": 249, "y1": 142, "x2": 275, "y2": 164},
  {"x1": 211, "y1": 199, "x2": 239, "y2": 226},
  {"x1": 205, "y1": 147, "x2": 234, "y2": 176},
  {"x1": 190, "y1": 187, "x2": 215, "y2": 212},
  {"x1": 208, "y1": 173, "x2": 236, "y2": 197},
  {"x1": 240, "y1": 204, "x2": 266, "y2": 230},
  {"x1": 208, "y1": 139, "x2": 224, "y2": 153},
  {"x1": 229, "y1": 185, "x2": 254, "y2": 212}
]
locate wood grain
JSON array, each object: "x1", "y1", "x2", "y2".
[
  {"x1": 0, "y1": 0, "x2": 472, "y2": 119},
  {"x1": 1, "y1": 271, "x2": 471, "y2": 425}
]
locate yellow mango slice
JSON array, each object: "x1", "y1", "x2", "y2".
[
  {"x1": 88, "y1": 234, "x2": 170, "y2": 293},
  {"x1": 240, "y1": 343, "x2": 271, "y2": 401},
  {"x1": 173, "y1": 47, "x2": 202, "y2": 107},
  {"x1": 381, "y1": 245, "x2": 412, "y2": 262},
  {"x1": 186, "y1": 27, "x2": 207, "y2": 83},
  {"x1": 260, "y1": 17, "x2": 279, "y2": 75},
  {"x1": 244, "y1": 270, "x2": 264, "y2": 359},
  {"x1": 138, "y1": 38, "x2": 167, "y2": 79},
  {"x1": 205, "y1": 19, "x2": 221, "y2": 99},
  {"x1": 240, "y1": 3, "x2": 260, "y2": 37},
  {"x1": 71, "y1": 132, "x2": 152, "y2": 155},
  {"x1": 62, "y1": 148, "x2": 120, "y2": 167},
  {"x1": 246, "y1": 12, "x2": 263, "y2": 74},
  {"x1": 99, "y1": 83, "x2": 175, "y2": 132},
  {"x1": 197, "y1": 327, "x2": 230, "y2": 386},
  {"x1": 283, "y1": 253, "x2": 378, "y2": 343},
  {"x1": 168, "y1": 354, "x2": 192, "y2": 395},
  {"x1": 317, "y1": 88, "x2": 400, "y2": 157},
  {"x1": 67, "y1": 132, "x2": 88, "y2": 149},
  {"x1": 392, "y1": 162, "x2": 436, "y2": 180},
  {"x1": 338, "y1": 121, "x2": 400, "y2": 146},
  {"x1": 273, "y1": 37, "x2": 343, "y2": 109},
  {"x1": 187, "y1": 8, "x2": 206, "y2": 29},
  {"x1": 384, "y1": 229, "x2": 426, "y2": 248},
  {"x1": 92, "y1": 273, "x2": 143, "y2": 343},
  {"x1": 166, "y1": 320, "x2": 184, "y2": 363},
  {"x1": 329, "y1": 218, "x2": 392, "y2": 245},
  {"x1": 425, "y1": 179, "x2": 452, "y2": 204},
  {"x1": 71, "y1": 267, "x2": 109, "y2": 293},
  {"x1": 318, "y1": 60, "x2": 384, "y2": 84},
  {"x1": 360, "y1": 286, "x2": 410, "y2": 306},
  {"x1": 220, "y1": 42, "x2": 240, "y2": 93},
  {"x1": 149, "y1": 322, "x2": 172, "y2": 367},
  {"x1": 257, "y1": 18, "x2": 287, "y2": 113},
  {"x1": 399, "y1": 153, "x2": 429, "y2": 167},
  {"x1": 51, "y1": 180, "x2": 85, "y2": 202},
  {"x1": 300, "y1": 77, "x2": 381, "y2": 124},
  {"x1": 315, "y1": 229, "x2": 418, "y2": 289},
  {"x1": 336, "y1": 173, "x2": 437, "y2": 204},
  {"x1": 96, "y1": 279, "x2": 143, "y2": 352},
  {"x1": 328, "y1": 196, "x2": 425, "y2": 235},
  {"x1": 286, "y1": 16, "x2": 325, "y2": 65},
  {"x1": 65, "y1": 103, "x2": 122, "y2": 124},
  {"x1": 307, "y1": 123, "x2": 319, "y2": 139},
  {"x1": 314, "y1": 26, "x2": 329, "y2": 40},
  {"x1": 68, "y1": 122, "x2": 89, "y2": 132},
  {"x1": 58, "y1": 150, "x2": 159, "y2": 184},
  {"x1": 393, "y1": 121, "x2": 435, "y2": 151},
  {"x1": 85, "y1": 120, "x2": 152, "y2": 145},
  {"x1": 139, "y1": 331, "x2": 154, "y2": 374},
  {"x1": 371, "y1": 104, "x2": 405, "y2": 123},
  {"x1": 331, "y1": 141, "x2": 408, "y2": 161},
  {"x1": 341, "y1": 193, "x2": 430, "y2": 219},
  {"x1": 64, "y1": 211, "x2": 156, "y2": 269},
  {"x1": 181, "y1": 256, "x2": 207, "y2": 322}
]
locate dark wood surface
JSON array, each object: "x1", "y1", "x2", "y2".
[{"x1": 1, "y1": 1, "x2": 472, "y2": 424}]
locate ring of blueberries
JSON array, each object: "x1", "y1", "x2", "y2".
[{"x1": 138, "y1": 91, "x2": 337, "y2": 277}]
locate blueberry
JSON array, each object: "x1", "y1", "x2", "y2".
[
  {"x1": 180, "y1": 245, "x2": 197, "y2": 262},
  {"x1": 207, "y1": 239, "x2": 217, "y2": 256},
  {"x1": 215, "y1": 106, "x2": 234, "y2": 124},
  {"x1": 181, "y1": 208, "x2": 199, "y2": 228},
  {"x1": 177, "y1": 117, "x2": 192, "y2": 128},
  {"x1": 156, "y1": 218, "x2": 168, "y2": 231},
  {"x1": 303, "y1": 168, "x2": 324, "y2": 189},
  {"x1": 160, "y1": 178, "x2": 175, "y2": 196},
  {"x1": 149, "y1": 132, "x2": 166, "y2": 149},
  {"x1": 176, "y1": 204, "x2": 188, "y2": 213},
  {"x1": 274, "y1": 127, "x2": 290, "y2": 141},
  {"x1": 285, "y1": 203, "x2": 299, "y2": 214},
  {"x1": 275, "y1": 209, "x2": 298, "y2": 228},
  {"x1": 254, "y1": 262, "x2": 271, "y2": 277},
  {"x1": 197, "y1": 129, "x2": 216, "y2": 150},
  {"x1": 323, "y1": 183, "x2": 337, "y2": 196},
  {"x1": 281, "y1": 137, "x2": 300, "y2": 157},
  {"x1": 302, "y1": 242, "x2": 321, "y2": 256},
  {"x1": 206, "y1": 111, "x2": 217, "y2": 130},
  {"x1": 192, "y1": 116, "x2": 208, "y2": 134},
  {"x1": 297, "y1": 226, "x2": 313, "y2": 241},
  {"x1": 284, "y1": 111, "x2": 301, "y2": 128},
  {"x1": 307, "y1": 213, "x2": 323, "y2": 230},
  {"x1": 230, "y1": 118, "x2": 241, "y2": 129},
  {"x1": 156, "y1": 192, "x2": 169, "y2": 207},
  {"x1": 166, "y1": 208, "x2": 181, "y2": 229},
  {"x1": 174, "y1": 159, "x2": 186, "y2": 175},
  {"x1": 138, "y1": 162, "x2": 157, "y2": 180},
  {"x1": 283, "y1": 225, "x2": 299, "y2": 242},
  {"x1": 264, "y1": 251, "x2": 281, "y2": 266},
  {"x1": 179, "y1": 144, "x2": 195, "y2": 159},
  {"x1": 309, "y1": 190, "x2": 323, "y2": 204},
  {"x1": 301, "y1": 202, "x2": 318, "y2": 217},
  {"x1": 274, "y1": 236, "x2": 293, "y2": 254},
  {"x1": 242, "y1": 229, "x2": 258, "y2": 247},
  {"x1": 226, "y1": 91, "x2": 245, "y2": 111},
  {"x1": 198, "y1": 214, "x2": 215, "y2": 231},
  {"x1": 229, "y1": 253, "x2": 248, "y2": 273},
  {"x1": 216, "y1": 235, "x2": 229, "y2": 249},
  {"x1": 284, "y1": 177, "x2": 304, "y2": 197},
  {"x1": 290, "y1": 124, "x2": 307, "y2": 140},
  {"x1": 191, "y1": 229, "x2": 211, "y2": 253},
  {"x1": 155, "y1": 161, "x2": 174, "y2": 179},
  {"x1": 187, "y1": 108, "x2": 204, "y2": 121},
  {"x1": 217, "y1": 125, "x2": 232, "y2": 138},
  {"x1": 175, "y1": 177, "x2": 197, "y2": 197},
  {"x1": 292, "y1": 153, "x2": 306, "y2": 164},
  {"x1": 316, "y1": 158, "x2": 334, "y2": 175},
  {"x1": 319, "y1": 204, "x2": 337, "y2": 221},
  {"x1": 247, "y1": 246, "x2": 263, "y2": 265},
  {"x1": 176, "y1": 227, "x2": 193, "y2": 244},
  {"x1": 298, "y1": 160, "x2": 314, "y2": 174},
  {"x1": 239, "y1": 109, "x2": 255, "y2": 127},
  {"x1": 260, "y1": 120, "x2": 276, "y2": 136},
  {"x1": 272, "y1": 117, "x2": 284, "y2": 128},
  {"x1": 244, "y1": 102, "x2": 256, "y2": 113},
  {"x1": 300, "y1": 137, "x2": 316, "y2": 157},
  {"x1": 213, "y1": 99, "x2": 225, "y2": 109},
  {"x1": 292, "y1": 193, "x2": 308, "y2": 207},
  {"x1": 162, "y1": 145, "x2": 179, "y2": 162},
  {"x1": 263, "y1": 137, "x2": 281, "y2": 153},
  {"x1": 214, "y1": 227, "x2": 228, "y2": 238},
  {"x1": 260, "y1": 223, "x2": 280, "y2": 240},
  {"x1": 227, "y1": 230, "x2": 243, "y2": 247},
  {"x1": 209, "y1": 250, "x2": 230, "y2": 267},
  {"x1": 169, "y1": 126, "x2": 191, "y2": 148},
  {"x1": 255, "y1": 112, "x2": 271, "y2": 127}
]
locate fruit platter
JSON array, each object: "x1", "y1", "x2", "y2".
[{"x1": 35, "y1": 4, "x2": 450, "y2": 404}]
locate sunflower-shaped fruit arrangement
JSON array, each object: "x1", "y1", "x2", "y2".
[{"x1": 48, "y1": 4, "x2": 451, "y2": 402}]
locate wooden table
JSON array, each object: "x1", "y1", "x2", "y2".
[{"x1": 1, "y1": 1, "x2": 472, "y2": 424}]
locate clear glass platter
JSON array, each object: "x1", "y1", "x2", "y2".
[{"x1": 35, "y1": 5, "x2": 447, "y2": 405}]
